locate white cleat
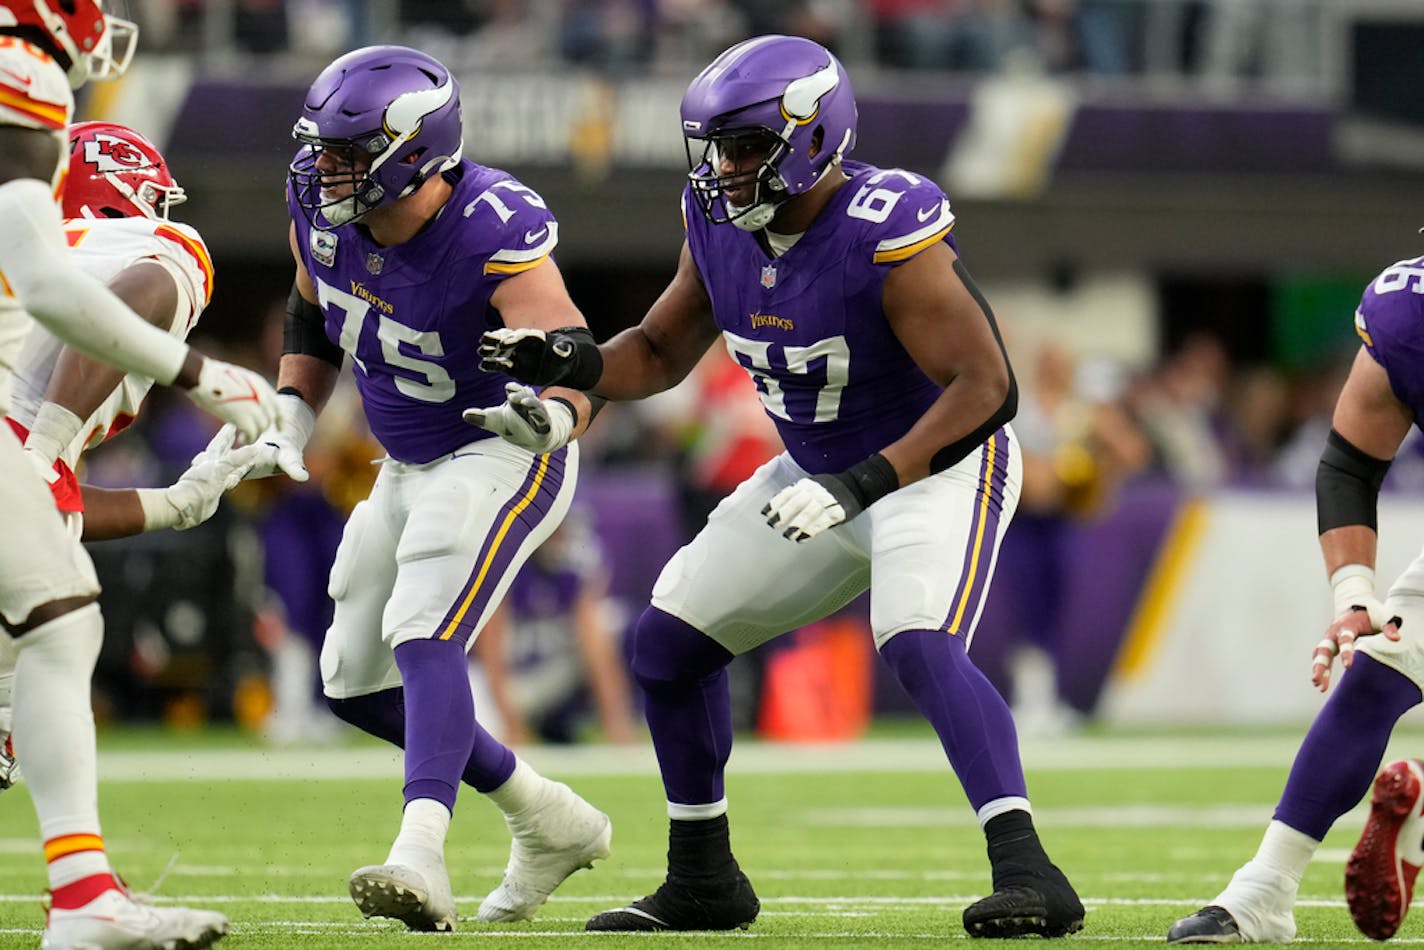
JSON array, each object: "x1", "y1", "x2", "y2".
[
  {"x1": 349, "y1": 852, "x2": 456, "y2": 933},
  {"x1": 478, "y1": 779, "x2": 612, "y2": 922},
  {"x1": 43, "y1": 888, "x2": 228, "y2": 949}
]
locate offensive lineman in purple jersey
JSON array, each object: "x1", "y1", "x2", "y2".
[
  {"x1": 1168, "y1": 255, "x2": 1424, "y2": 944},
  {"x1": 471, "y1": 34, "x2": 1085, "y2": 938},
  {"x1": 244, "y1": 45, "x2": 611, "y2": 933}
]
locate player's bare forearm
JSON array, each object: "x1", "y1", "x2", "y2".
[
  {"x1": 76, "y1": 486, "x2": 145, "y2": 541},
  {"x1": 489, "y1": 257, "x2": 590, "y2": 332},
  {"x1": 45, "y1": 262, "x2": 182, "y2": 420},
  {"x1": 276, "y1": 353, "x2": 340, "y2": 414},
  {"x1": 592, "y1": 326, "x2": 698, "y2": 399},
  {"x1": 880, "y1": 243, "x2": 1016, "y2": 484},
  {"x1": 881, "y1": 367, "x2": 1012, "y2": 484},
  {"x1": 1319, "y1": 525, "x2": 1378, "y2": 577}
]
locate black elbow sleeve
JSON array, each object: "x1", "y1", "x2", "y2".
[
  {"x1": 928, "y1": 260, "x2": 1018, "y2": 474},
  {"x1": 928, "y1": 375, "x2": 1017, "y2": 474},
  {"x1": 1316, "y1": 428, "x2": 1390, "y2": 534},
  {"x1": 283, "y1": 284, "x2": 344, "y2": 369}
]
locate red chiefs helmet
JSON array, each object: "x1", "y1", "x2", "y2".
[
  {"x1": 0, "y1": 1, "x2": 137, "y2": 88},
  {"x1": 64, "y1": 121, "x2": 185, "y2": 220}
]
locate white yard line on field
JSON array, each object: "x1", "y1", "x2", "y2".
[{"x1": 87, "y1": 732, "x2": 1360, "y2": 782}]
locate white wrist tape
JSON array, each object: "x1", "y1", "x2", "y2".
[
  {"x1": 136, "y1": 488, "x2": 178, "y2": 532},
  {"x1": 1330, "y1": 563, "x2": 1376, "y2": 618},
  {"x1": 25, "y1": 401, "x2": 84, "y2": 466}
]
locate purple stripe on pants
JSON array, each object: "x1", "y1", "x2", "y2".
[
  {"x1": 435, "y1": 447, "x2": 567, "y2": 645},
  {"x1": 942, "y1": 428, "x2": 1011, "y2": 636}
]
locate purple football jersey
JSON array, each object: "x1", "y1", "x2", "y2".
[
  {"x1": 1357, "y1": 255, "x2": 1424, "y2": 418},
  {"x1": 684, "y1": 160, "x2": 957, "y2": 474},
  {"x1": 288, "y1": 159, "x2": 560, "y2": 463}
]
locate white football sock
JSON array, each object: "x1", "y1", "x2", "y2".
[
  {"x1": 1251, "y1": 819, "x2": 1319, "y2": 882},
  {"x1": 387, "y1": 798, "x2": 451, "y2": 863},
  {"x1": 12, "y1": 603, "x2": 112, "y2": 887},
  {"x1": 487, "y1": 757, "x2": 543, "y2": 816}
]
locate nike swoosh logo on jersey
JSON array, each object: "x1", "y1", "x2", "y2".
[
  {"x1": 0, "y1": 67, "x2": 33, "y2": 90},
  {"x1": 525, "y1": 227, "x2": 548, "y2": 243},
  {"x1": 917, "y1": 204, "x2": 940, "y2": 223}
]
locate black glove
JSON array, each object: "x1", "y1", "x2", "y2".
[{"x1": 477, "y1": 326, "x2": 603, "y2": 389}]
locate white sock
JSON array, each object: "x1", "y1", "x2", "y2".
[
  {"x1": 387, "y1": 798, "x2": 451, "y2": 864},
  {"x1": 487, "y1": 758, "x2": 544, "y2": 816},
  {"x1": 12, "y1": 604, "x2": 112, "y2": 888},
  {"x1": 1252, "y1": 820, "x2": 1319, "y2": 883},
  {"x1": 1214, "y1": 820, "x2": 1318, "y2": 940}
]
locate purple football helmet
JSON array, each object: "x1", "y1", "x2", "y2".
[
  {"x1": 289, "y1": 45, "x2": 463, "y2": 227},
  {"x1": 680, "y1": 35, "x2": 857, "y2": 231}
]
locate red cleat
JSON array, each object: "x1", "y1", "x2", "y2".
[{"x1": 1347, "y1": 759, "x2": 1424, "y2": 940}]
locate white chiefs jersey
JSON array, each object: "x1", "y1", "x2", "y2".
[
  {"x1": 9, "y1": 216, "x2": 214, "y2": 467},
  {"x1": 0, "y1": 37, "x2": 74, "y2": 419}
]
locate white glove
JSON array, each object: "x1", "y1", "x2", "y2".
[
  {"x1": 762, "y1": 477, "x2": 848, "y2": 543},
  {"x1": 462, "y1": 382, "x2": 575, "y2": 455},
  {"x1": 244, "y1": 392, "x2": 315, "y2": 482},
  {"x1": 183, "y1": 356, "x2": 280, "y2": 444},
  {"x1": 137, "y1": 425, "x2": 263, "y2": 531}
]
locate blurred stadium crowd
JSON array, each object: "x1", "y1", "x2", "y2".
[
  {"x1": 69, "y1": 0, "x2": 1401, "y2": 744},
  {"x1": 136, "y1": 0, "x2": 1322, "y2": 88}
]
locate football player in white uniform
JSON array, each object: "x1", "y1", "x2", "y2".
[
  {"x1": 0, "y1": 2, "x2": 282, "y2": 946},
  {"x1": 0, "y1": 120, "x2": 264, "y2": 797}
]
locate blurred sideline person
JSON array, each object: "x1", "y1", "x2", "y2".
[
  {"x1": 246, "y1": 44, "x2": 610, "y2": 933},
  {"x1": 473, "y1": 34, "x2": 1084, "y2": 938},
  {"x1": 0, "y1": 119, "x2": 263, "y2": 790},
  {"x1": 472, "y1": 512, "x2": 638, "y2": 746},
  {"x1": 257, "y1": 377, "x2": 373, "y2": 745},
  {"x1": 1167, "y1": 254, "x2": 1424, "y2": 943},
  {"x1": 0, "y1": 1, "x2": 282, "y2": 945}
]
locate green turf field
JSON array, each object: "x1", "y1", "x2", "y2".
[{"x1": 2, "y1": 724, "x2": 1421, "y2": 947}]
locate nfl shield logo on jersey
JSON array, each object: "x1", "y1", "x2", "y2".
[
  {"x1": 760, "y1": 264, "x2": 777, "y2": 290},
  {"x1": 366, "y1": 253, "x2": 385, "y2": 275}
]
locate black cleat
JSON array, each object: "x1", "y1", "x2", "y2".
[
  {"x1": 1166, "y1": 905, "x2": 1243, "y2": 944},
  {"x1": 963, "y1": 863, "x2": 1085, "y2": 938},
  {"x1": 585, "y1": 871, "x2": 760, "y2": 932}
]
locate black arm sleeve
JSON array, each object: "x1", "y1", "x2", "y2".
[
  {"x1": 927, "y1": 259, "x2": 1019, "y2": 474},
  {"x1": 283, "y1": 284, "x2": 344, "y2": 369},
  {"x1": 1316, "y1": 427, "x2": 1391, "y2": 534}
]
